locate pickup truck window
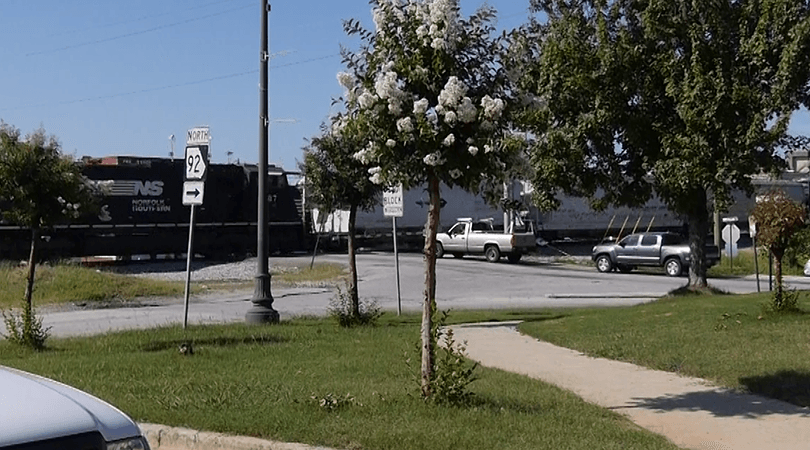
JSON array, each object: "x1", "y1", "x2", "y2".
[
  {"x1": 448, "y1": 223, "x2": 465, "y2": 236},
  {"x1": 471, "y1": 222, "x2": 492, "y2": 232},
  {"x1": 619, "y1": 235, "x2": 639, "y2": 247},
  {"x1": 640, "y1": 235, "x2": 658, "y2": 246}
]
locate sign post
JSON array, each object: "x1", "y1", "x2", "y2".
[
  {"x1": 182, "y1": 127, "x2": 210, "y2": 329},
  {"x1": 721, "y1": 217, "x2": 740, "y2": 269},
  {"x1": 749, "y1": 215, "x2": 760, "y2": 292},
  {"x1": 383, "y1": 184, "x2": 404, "y2": 315}
]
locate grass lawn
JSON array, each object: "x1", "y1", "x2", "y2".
[
  {"x1": 519, "y1": 291, "x2": 810, "y2": 407},
  {"x1": 0, "y1": 311, "x2": 680, "y2": 450},
  {"x1": 0, "y1": 261, "x2": 346, "y2": 309},
  {"x1": 0, "y1": 262, "x2": 182, "y2": 309},
  {"x1": 708, "y1": 247, "x2": 807, "y2": 277}
]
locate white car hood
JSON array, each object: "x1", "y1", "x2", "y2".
[{"x1": 0, "y1": 366, "x2": 142, "y2": 446}]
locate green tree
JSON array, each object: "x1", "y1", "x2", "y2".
[
  {"x1": 341, "y1": 0, "x2": 515, "y2": 397},
  {"x1": 511, "y1": 0, "x2": 810, "y2": 290},
  {"x1": 303, "y1": 114, "x2": 382, "y2": 323},
  {"x1": 0, "y1": 123, "x2": 98, "y2": 349},
  {"x1": 752, "y1": 190, "x2": 807, "y2": 310}
]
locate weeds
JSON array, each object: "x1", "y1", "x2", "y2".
[
  {"x1": 2, "y1": 300, "x2": 51, "y2": 350},
  {"x1": 327, "y1": 281, "x2": 381, "y2": 327}
]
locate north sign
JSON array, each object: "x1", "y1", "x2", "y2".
[{"x1": 186, "y1": 127, "x2": 211, "y2": 145}]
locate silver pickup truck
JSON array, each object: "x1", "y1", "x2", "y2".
[
  {"x1": 591, "y1": 231, "x2": 720, "y2": 276},
  {"x1": 436, "y1": 218, "x2": 536, "y2": 263}
]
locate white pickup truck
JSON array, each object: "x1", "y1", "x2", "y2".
[{"x1": 435, "y1": 218, "x2": 536, "y2": 263}]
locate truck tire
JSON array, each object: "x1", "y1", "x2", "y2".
[
  {"x1": 595, "y1": 255, "x2": 613, "y2": 273},
  {"x1": 435, "y1": 242, "x2": 444, "y2": 258},
  {"x1": 485, "y1": 245, "x2": 501, "y2": 263},
  {"x1": 665, "y1": 258, "x2": 683, "y2": 277},
  {"x1": 507, "y1": 253, "x2": 522, "y2": 263}
]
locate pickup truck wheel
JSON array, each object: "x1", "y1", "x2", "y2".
[
  {"x1": 665, "y1": 258, "x2": 683, "y2": 277},
  {"x1": 485, "y1": 245, "x2": 501, "y2": 262},
  {"x1": 435, "y1": 242, "x2": 444, "y2": 258},
  {"x1": 595, "y1": 255, "x2": 613, "y2": 273},
  {"x1": 507, "y1": 253, "x2": 522, "y2": 263}
]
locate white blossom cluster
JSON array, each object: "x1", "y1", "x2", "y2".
[
  {"x1": 339, "y1": 0, "x2": 506, "y2": 184},
  {"x1": 375, "y1": 69, "x2": 407, "y2": 115},
  {"x1": 435, "y1": 77, "x2": 479, "y2": 128},
  {"x1": 57, "y1": 196, "x2": 81, "y2": 218},
  {"x1": 481, "y1": 95, "x2": 505, "y2": 120},
  {"x1": 423, "y1": 152, "x2": 446, "y2": 166},
  {"x1": 368, "y1": 166, "x2": 383, "y2": 184},
  {"x1": 352, "y1": 143, "x2": 378, "y2": 164}
]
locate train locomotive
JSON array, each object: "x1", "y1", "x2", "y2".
[{"x1": 0, "y1": 155, "x2": 307, "y2": 261}]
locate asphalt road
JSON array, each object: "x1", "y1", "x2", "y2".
[{"x1": 34, "y1": 252, "x2": 810, "y2": 338}]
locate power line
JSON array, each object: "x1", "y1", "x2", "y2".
[
  {"x1": 26, "y1": 3, "x2": 253, "y2": 57},
  {"x1": 0, "y1": 54, "x2": 340, "y2": 112},
  {"x1": 48, "y1": 0, "x2": 249, "y2": 37}
]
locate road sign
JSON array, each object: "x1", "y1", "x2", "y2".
[
  {"x1": 383, "y1": 184, "x2": 404, "y2": 217},
  {"x1": 182, "y1": 181, "x2": 205, "y2": 205},
  {"x1": 187, "y1": 126, "x2": 210, "y2": 145},
  {"x1": 184, "y1": 146, "x2": 208, "y2": 181},
  {"x1": 722, "y1": 224, "x2": 740, "y2": 244}
]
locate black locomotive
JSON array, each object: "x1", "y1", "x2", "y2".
[{"x1": 0, "y1": 156, "x2": 307, "y2": 261}]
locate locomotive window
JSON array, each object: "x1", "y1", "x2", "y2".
[{"x1": 268, "y1": 175, "x2": 288, "y2": 188}]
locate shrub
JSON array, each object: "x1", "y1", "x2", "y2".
[
  {"x1": 2, "y1": 300, "x2": 50, "y2": 350},
  {"x1": 327, "y1": 281, "x2": 381, "y2": 327}
]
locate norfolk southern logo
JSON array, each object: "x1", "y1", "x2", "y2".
[{"x1": 107, "y1": 180, "x2": 164, "y2": 197}]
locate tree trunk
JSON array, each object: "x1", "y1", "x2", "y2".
[
  {"x1": 25, "y1": 227, "x2": 39, "y2": 311},
  {"x1": 347, "y1": 203, "x2": 359, "y2": 319},
  {"x1": 421, "y1": 174, "x2": 441, "y2": 398},
  {"x1": 773, "y1": 248, "x2": 784, "y2": 307},
  {"x1": 686, "y1": 190, "x2": 710, "y2": 290}
]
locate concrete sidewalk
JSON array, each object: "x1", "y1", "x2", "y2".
[{"x1": 450, "y1": 322, "x2": 810, "y2": 450}]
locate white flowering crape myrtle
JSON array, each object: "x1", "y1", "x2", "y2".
[
  {"x1": 337, "y1": 0, "x2": 510, "y2": 192},
  {"x1": 339, "y1": 0, "x2": 512, "y2": 398}
]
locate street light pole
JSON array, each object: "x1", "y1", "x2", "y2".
[{"x1": 246, "y1": 0, "x2": 279, "y2": 324}]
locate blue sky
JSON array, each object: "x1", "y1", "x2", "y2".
[
  {"x1": 1, "y1": 0, "x2": 808, "y2": 171},
  {"x1": 0, "y1": 0, "x2": 530, "y2": 170}
]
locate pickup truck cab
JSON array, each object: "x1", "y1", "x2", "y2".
[
  {"x1": 0, "y1": 365, "x2": 150, "y2": 449},
  {"x1": 591, "y1": 231, "x2": 720, "y2": 276},
  {"x1": 436, "y1": 218, "x2": 536, "y2": 263}
]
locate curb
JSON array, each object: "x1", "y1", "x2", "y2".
[
  {"x1": 545, "y1": 293, "x2": 660, "y2": 299},
  {"x1": 139, "y1": 423, "x2": 336, "y2": 450}
]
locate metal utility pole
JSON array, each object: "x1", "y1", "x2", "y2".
[{"x1": 246, "y1": 0, "x2": 279, "y2": 324}]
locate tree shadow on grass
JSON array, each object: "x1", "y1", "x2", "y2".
[
  {"x1": 740, "y1": 370, "x2": 810, "y2": 408},
  {"x1": 665, "y1": 285, "x2": 730, "y2": 297},
  {"x1": 141, "y1": 334, "x2": 286, "y2": 352},
  {"x1": 624, "y1": 386, "x2": 810, "y2": 418}
]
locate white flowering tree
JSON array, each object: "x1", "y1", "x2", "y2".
[
  {"x1": 0, "y1": 123, "x2": 99, "y2": 349},
  {"x1": 303, "y1": 113, "x2": 382, "y2": 323},
  {"x1": 340, "y1": 0, "x2": 513, "y2": 398}
]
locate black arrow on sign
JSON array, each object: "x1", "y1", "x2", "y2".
[{"x1": 186, "y1": 188, "x2": 200, "y2": 197}]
